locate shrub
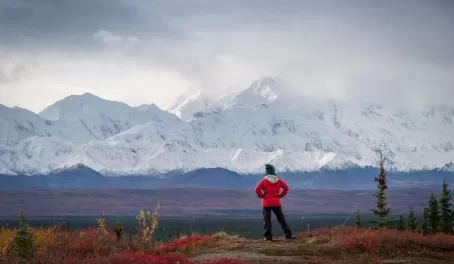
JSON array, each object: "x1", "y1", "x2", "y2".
[
  {"x1": 0, "y1": 210, "x2": 247, "y2": 264},
  {"x1": 96, "y1": 217, "x2": 108, "y2": 236},
  {"x1": 136, "y1": 202, "x2": 160, "y2": 247},
  {"x1": 300, "y1": 226, "x2": 454, "y2": 258},
  {"x1": 30, "y1": 226, "x2": 58, "y2": 253},
  {"x1": 54, "y1": 228, "x2": 118, "y2": 259},
  {"x1": 0, "y1": 227, "x2": 15, "y2": 257},
  {"x1": 159, "y1": 235, "x2": 217, "y2": 254}
]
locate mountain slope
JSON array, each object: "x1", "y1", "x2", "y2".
[
  {"x1": 165, "y1": 89, "x2": 238, "y2": 121},
  {"x1": 0, "y1": 104, "x2": 54, "y2": 147},
  {"x1": 39, "y1": 93, "x2": 180, "y2": 142},
  {"x1": 166, "y1": 90, "x2": 210, "y2": 121}
]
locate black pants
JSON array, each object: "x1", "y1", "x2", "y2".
[{"x1": 262, "y1": 206, "x2": 292, "y2": 238}]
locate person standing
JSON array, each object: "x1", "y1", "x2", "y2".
[{"x1": 255, "y1": 164, "x2": 295, "y2": 241}]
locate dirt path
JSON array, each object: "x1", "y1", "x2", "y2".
[
  {"x1": 190, "y1": 236, "x2": 453, "y2": 264},
  {"x1": 191, "y1": 235, "x2": 331, "y2": 263}
]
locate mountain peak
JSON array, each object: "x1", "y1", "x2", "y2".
[
  {"x1": 252, "y1": 76, "x2": 282, "y2": 87},
  {"x1": 39, "y1": 92, "x2": 131, "y2": 121},
  {"x1": 224, "y1": 76, "x2": 294, "y2": 109},
  {"x1": 66, "y1": 92, "x2": 110, "y2": 103},
  {"x1": 135, "y1": 104, "x2": 158, "y2": 112},
  {"x1": 249, "y1": 76, "x2": 281, "y2": 101},
  {"x1": 80, "y1": 92, "x2": 98, "y2": 97}
]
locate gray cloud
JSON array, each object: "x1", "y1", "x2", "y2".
[
  {"x1": 0, "y1": 0, "x2": 183, "y2": 47},
  {"x1": 0, "y1": 0, "x2": 453, "y2": 112}
]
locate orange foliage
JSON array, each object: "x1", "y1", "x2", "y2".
[
  {"x1": 30, "y1": 226, "x2": 59, "y2": 253},
  {"x1": 0, "y1": 227, "x2": 15, "y2": 257}
]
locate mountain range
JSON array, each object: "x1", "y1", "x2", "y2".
[{"x1": 1, "y1": 76, "x2": 453, "y2": 190}]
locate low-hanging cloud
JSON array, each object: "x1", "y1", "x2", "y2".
[
  {"x1": 0, "y1": 0, "x2": 453, "y2": 113},
  {"x1": 93, "y1": 30, "x2": 140, "y2": 51}
]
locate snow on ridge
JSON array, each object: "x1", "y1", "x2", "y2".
[
  {"x1": 0, "y1": 167, "x2": 16, "y2": 176},
  {"x1": 250, "y1": 77, "x2": 279, "y2": 101},
  {"x1": 167, "y1": 90, "x2": 204, "y2": 119},
  {"x1": 0, "y1": 132, "x2": 350, "y2": 175}
]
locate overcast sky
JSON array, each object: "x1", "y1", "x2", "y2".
[{"x1": 0, "y1": 0, "x2": 453, "y2": 113}]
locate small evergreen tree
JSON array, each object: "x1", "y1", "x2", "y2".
[
  {"x1": 422, "y1": 207, "x2": 429, "y2": 234},
  {"x1": 114, "y1": 216, "x2": 124, "y2": 242},
  {"x1": 128, "y1": 232, "x2": 133, "y2": 245},
  {"x1": 175, "y1": 221, "x2": 181, "y2": 239},
  {"x1": 355, "y1": 210, "x2": 362, "y2": 228},
  {"x1": 12, "y1": 211, "x2": 34, "y2": 263},
  {"x1": 407, "y1": 206, "x2": 418, "y2": 231},
  {"x1": 428, "y1": 192, "x2": 440, "y2": 234},
  {"x1": 451, "y1": 210, "x2": 454, "y2": 233},
  {"x1": 369, "y1": 150, "x2": 395, "y2": 228},
  {"x1": 398, "y1": 215, "x2": 405, "y2": 230},
  {"x1": 439, "y1": 179, "x2": 453, "y2": 234}
]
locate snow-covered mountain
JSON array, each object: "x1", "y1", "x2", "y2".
[
  {"x1": 0, "y1": 104, "x2": 53, "y2": 147},
  {"x1": 1, "y1": 77, "x2": 453, "y2": 176},
  {"x1": 38, "y1": 93, "x2": 180, "y2": 143}
]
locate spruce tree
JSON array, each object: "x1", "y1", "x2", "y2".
[
  {"x1": 422, "y1": 207, "x2": 429, "y2": 234},
  {"x1": 428, "y1": 192, "x2": 440, "y2": 234},
  {"x1": 398, "y1": 215, "x2": 405, "y2": 230},
  {"x1": 451, "y1": 210, "x2": 454, "y2": 232},
  {"x1": 175, "y1": 221, "x2": 181, "y2": 239},
  {"x1": 438, "y1": 179, "x2": 453, "y2": 234},
  {"x1": 114, "y1": 216, "x2": 124, "y2": 242},
  {"x1": 355, "y1": 211, "x2": 362, "y2": 228},
  {"x1": 12, "y1": 211, "x2": 34, "y2": 263},
  {"x1": 407, "y1": 206, "x2": 418, "y2": 231},
  {"x1": 369, "y1": 150, "x2": 393, "y2": 228}
]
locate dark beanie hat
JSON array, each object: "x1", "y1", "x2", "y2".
[{"x1": 265, "y1": 164, "x2": 276, "y2": 175}]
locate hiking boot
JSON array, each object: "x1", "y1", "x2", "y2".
[
  {"x1": 264, "y1": 236, "x2": 273, "y2": 241},
  {"x1": 285, "y1": 233, "x2": 296, "y2": 240}
]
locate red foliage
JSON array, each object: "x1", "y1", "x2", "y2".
[
  {"x1": 305, "y1": 227, "x2": 333, "y2": 238},
  {"x1": 31, "y1": 253, "x2": 193, "y2": 264},
  {"x1": 299, "y1": 226, "x2": 454, "y2": 259},
  {"x1": 0, "y1": 228, "x2": 248, "y2": 264},
  {"x1": 8, "y1": 251, "x2": 247, "y2": 264},
  {"x1": 159, "y1": 235, "x2": 216, "y2": 253},
  {"x1": 56, "y1": 228, "x2": 118, "y2": 257}
]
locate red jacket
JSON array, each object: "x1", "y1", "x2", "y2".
[{"x1": 255, "y1": 175, "x2": 289, "y2": 207}]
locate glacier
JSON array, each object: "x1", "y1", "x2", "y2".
[{"x1": 0, "y1": 76, "x2": 453, "y2": 176}]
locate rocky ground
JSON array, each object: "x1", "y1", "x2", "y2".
[{"x1": 189, "y1": 234, "x2": 454, "y2": 264}]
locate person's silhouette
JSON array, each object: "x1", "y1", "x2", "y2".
[{"x1": 255, "y1": 164, "x2": 295, "y2": 240}]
